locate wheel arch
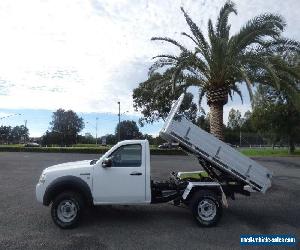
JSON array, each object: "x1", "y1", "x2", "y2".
[
  {"x1": 43, "y1": 175, "x2": 93, "y2": 206},
  {"x1": 184, "y1": 185, "x2": 223, "y2": 204}
]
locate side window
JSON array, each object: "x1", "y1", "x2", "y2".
[{"x1": 109, "y1": 144, "x2": 142, "y2": 167}]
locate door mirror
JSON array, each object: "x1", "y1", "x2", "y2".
[
  {"x1": 102, "y1": 158, "x2": 112, "y2": 168},
  {"x1": 90, "y1": 159, "x2": 98, "y2": 165}
]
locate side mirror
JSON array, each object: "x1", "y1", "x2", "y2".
[
  {"x1": 90, "y1": 159, "x2": 98, "y2": 165},
  {"x1": 102, "y1": 158, "x2": 112, "y2": 168}
]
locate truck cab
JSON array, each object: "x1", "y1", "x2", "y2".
[{"x1": 36, "y1": 140, "x2": 152, "y2": 205}]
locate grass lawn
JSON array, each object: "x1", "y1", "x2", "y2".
[
  {"x1": 0, "y1": 144, "x2": 24, "y2": 147},
  {"x1": 239, "y1": 148, "x2": 300, "y2": 157}
]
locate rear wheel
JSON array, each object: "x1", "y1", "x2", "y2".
[
  {"x1": 51, "y1": 191, "x2": 84, "y2": 229},
  {"x1": 190, "y1": 190, "x2": 222, "y2": 227}
]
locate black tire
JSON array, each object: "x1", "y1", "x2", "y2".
[
  {"x1": 190, "y1": 190, "x2": 222, "y2": 227},
  {"x1": 51, "y1": 191, "x2": 84, "y2": 229}
]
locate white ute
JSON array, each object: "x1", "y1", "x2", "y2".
[{"x1": 36, "y1": 94, "x2": 273, "y2": 229}]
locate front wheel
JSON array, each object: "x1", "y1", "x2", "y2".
[
  {"x1": 51, "y1": 191, "x2": 84, "y2": 229},
  {"x1": 190, "y1": 190, "x2": 222, "y2": 227}
]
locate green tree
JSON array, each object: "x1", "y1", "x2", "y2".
[
  {"x1": 142, "y1": 134, "x2": 154, "y2": 144},
  {"x1": 196, "y1": 111, "x2": 210, "y2": 132},
  {"x1": 225, "y1": 109, "x2": 260, "y2": 146},
  {"x1": 151, "y1": 136, "x2": 165, "y2": 146},
  {"x1": 252, "y1": 49, "x2": 300, "y2": 152},
  {"x1": 77, "y1": 133, "x2": 96, "y2": 144},
  {"x1": 252, "y1": 85, "x2": 300, "y2": 153},
  {"x1": 0, "y1": 125, "x2": 29, "y2": 144},
  {"x1": 242, "y1": 110, "x2": 254, "y2": 133},
  {"x1": 133, "y1": 72, "x2": 197, "y2": 125},
  {"x1": 9, "y1": 125, "x2": 29, "y2": 144},
  {"x1": 41, "y1": 130, "x2": 60, "y2": 146},
  {"x1": 0, "y1": 126, "x2": 12, "y2": 144},
  {"x1": 115, "y1": 120, "x2": 142, "y2": 141},
  {"x1": 49, "y1": 109, "x2": 84, "y2": 146},
  {"x1": 84, "y1": 133, "x2": 95, "y2": 144},
  {"x1": 101, "y1": 134, "x2": 117, "y2": 145},
  {"x1": 143, "y1": 1, "x2": 299, "y2": 140},
  {"x1": 227, "y1": 108, "x2": 243, "y2": 130}
]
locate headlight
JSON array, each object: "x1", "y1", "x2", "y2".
[{"x1": 39, "y1": 173, "x2": 46, "y2": 184}]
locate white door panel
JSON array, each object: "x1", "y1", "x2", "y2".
[{"x1": 93, "y1": 143, "x2": 146, "y2": 203}]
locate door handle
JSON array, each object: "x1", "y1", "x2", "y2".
[{"x1": 130, "y1": 171, "x2": 142, "y2": 176}]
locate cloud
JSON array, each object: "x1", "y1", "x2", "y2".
[
  {"x1": 0, "y1": 0, "x2": 298, "y2": 118},
  {"x1": 0, "y1": 79, "x2": 11, "y2": 96}
]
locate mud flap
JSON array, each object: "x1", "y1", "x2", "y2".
[{"x1": 220, "y1": 186, "x2": 228, "y2": 208}]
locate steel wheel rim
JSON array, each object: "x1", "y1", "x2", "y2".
[
  {"x1": 197, "y1": 198, "x2": 217, "y2": 221},
  {"x1": 57, "y1": 200, "x2": 77, "y2": 223}
]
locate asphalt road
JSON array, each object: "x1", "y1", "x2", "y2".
[{"x1": 0, "y1": 152, "x2": 299, "y2": 249}]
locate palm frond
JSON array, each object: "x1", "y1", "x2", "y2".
[
  {"x1": 208, "y1": 19, "x2": 216, "y2": 44},
  {"x1": 255, "y1": 66, "x2": 300, "y2": 108},
  {"x1": 230, "y1": 84, "x2": 244, "y2": 103},
  {"x1": 151, "y1": 37, "x2": 188, "y2": 52},
  {"x1": 188, "y1": 55, "x2": 209, "y2": 78},
  {"x1": 181, "y1": 32, "x2": 199, "y2": 46},
  {"x1": 170, "y1": 63, "x2": 189, "y2": 94},
  {"x1": 269, "y1": 55, "x2": 300, "y2": 80},
  {"x1": 216, "y1": 1, "x2": 237, "y2": 39},
  {"x1": 263, "y1": 38, "x2": 300, "y2": 54},
  {"x1": 198, "y1": 88, "x2": 206, "y2": 107},
  {"x1": 230, "y1": 13, "x2": 286, "y2": 53},
  {"x1": 180, "y1": 7, "x2": 210, "y2": 56},
  {"x1": 240, "y1": 52, "x2": 287, "y2": 93},
  {"x1": 228, "y1": 90, "x2": 233, "y2": 101},
  {"x1": 239, "y1": 68, "x2": 254, "y2": 100},
  {"x1": 152, "y1": 54, "x2": 178, "y2": 60},
  {"x1": 184, "y1": 74, "x2": 207, "y2": 88},
  {"x1": 262, "y1": 60, "x2": 281, "y2": 89},
  {"x1": 148, "y1": 58, "x2": 176, "y2": 76}
]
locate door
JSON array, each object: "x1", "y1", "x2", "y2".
[{"x1": 93, "y1": 143, "x2": 146, "y2": 204}]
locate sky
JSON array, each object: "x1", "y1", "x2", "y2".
[{"x1": 0, "y1": 0, "x2": 299, "y2": 137}]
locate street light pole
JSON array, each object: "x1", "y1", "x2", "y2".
[
  {"x1": 95, "y1": 117, "x2": 98, "y2": 146},
  {"x1": 118, "y1": 101, "x2": 120, "y2": 142},
  {"x1": 239, "y1": 128, "x2": 242, "y2": 147},
  {"x1": 239, "y1": 118, "x2": 244, "y2": 147}
]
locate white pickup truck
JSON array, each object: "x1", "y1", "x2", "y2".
[{"x1": 36, "y1": 94, "x2": 272, "y2": 229}]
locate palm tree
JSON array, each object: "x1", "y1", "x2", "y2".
[{"x1": 149, "y1": 1, "x2": 300, "y2": 140}]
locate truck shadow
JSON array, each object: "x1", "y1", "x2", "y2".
[
  {"x1": 81, "y1": 197, "x2": 299, "y2": 232},
  {"x1": 81, "y1": 204, "x2": 193, "y2": 228}
]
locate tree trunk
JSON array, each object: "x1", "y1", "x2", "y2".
[
  {"x1": 206, "y1": 86, "x2": 228, "y2": 141},
  {"x1": 288, "y1": 136, "x2": 295, "y2": 154},
  {"x1": 209, "y1": 102, "x2": 224, "y2": 141}
]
